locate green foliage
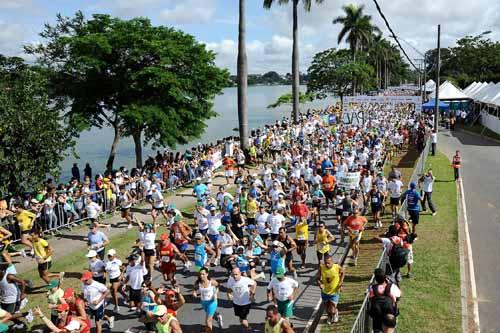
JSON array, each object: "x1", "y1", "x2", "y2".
[
  {"x1": 267, "y1": 91, "x2": 314, "y2": 109},
  {"x1": 25, "y1": 12, "x2": 229, "y2": 167},
  {"x1": 306, "y1": 48, "x2": 375, "y2": 101},
  {"x1": 425, "y1": 34, "x2": 500, "y2": 87},
  {"x1": 0, "y1": 58, "x2": 74, "y2": 196}
]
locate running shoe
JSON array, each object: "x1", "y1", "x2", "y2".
[
  {"x1": 293, "y1": 270, "x2": 298, "y2": 280},
  {"x1": 26, "y1": 309, "x2": 34, "y2": 323},
  {"x1": 20, "y1": 249, "x2": 26, "y2": 258},
  {"x1": 59, "y1": 272, "x2": 65, "y2": 282},
  {"x1": 19, "y1": 297, "x2": 28, "y2": 310},
  {"x1": 215, "y1": 313, "x2": 224, "y2": 328},
  {"x1": 127, "y1": 224, "x2": 133, "y2": 229},
  {"x1": 333, "y1": 311, "x2": 339, "y2": 323},
  {"x1": 108, "y1": 316, "x2": 115, "y2": 329}
]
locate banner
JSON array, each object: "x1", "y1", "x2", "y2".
[
  {"x1": 342, "y1": 96, "x2": 422, "y2": 125},
  {"x1": 337, "y1": 171, "x2": 361, "y2": 190}
]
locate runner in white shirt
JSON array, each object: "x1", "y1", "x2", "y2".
[
  {"x1": 150, "y1": 187, "x2": 168, "y2": 224},
  {"x1": 387, "y1": 178, "x2": 404, "y2": 218},
  {"x1": 267, "y1": 209, "x2": 285, "y2": 241},
  {"x1": 81, "y1": 271, "x2": 112, "y2": 332},
  {"x1": 104, "y1": 249, "x2": 123, "y2": 312},
  {"x1": 227, "y1": 268, "x2": 257, "y2": 332},
  {"x1": 266, "y1": 267, "x2": 299, "y2": 319}
]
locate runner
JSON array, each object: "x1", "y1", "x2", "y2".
[
  {"x1": 369, "y1": 184, "x2": 383, "y2": 229},
  {"x1": 193, "y1": 232, "x2": 216, "y2": 272},
  {"x1": 147, "y1": 304, "x2": 182, "y2": 333},
  {"x1": 387, "y1": 176, "x2": 403, "y2": 219},
  {"x1": 321, "y1": 170, "x2": 336, "y2": 211},
  {"x1": 343, "y1": 208, "x2": 368, "y2": 266},
  {"x1": 264, "y1": 304, "x2": 295, "y2": 333},
  {"x1": 315, "y1": 222, "x2": 335, "y2": 264},
  {"x1": 104, "y1": 249, "x2": 123, "y2": 312},
  {"x1": 31, "y1": 233, "x2": 64, "y2": 284},
  {"x1": 157, "y1": 234, "x2": 186, "y2": 288},
  {"x1": 87, "y1": 222, "x2": 110, "y2": 260},
  {"x1": 310, "y1": 184, "x2": 325, "y2": 226},
  {"x1": 192, "y1": 267, "x2": 223, "y2": 330},
  {"x1": 150, "y1": 186, "x2": 169, "y2": 224},
  {"x1": 85, "y1": 250, "x2": 105, "y2": 284},
  {"x1": 123, "y1": 253, "x2": 148, "y2": 311},
  {"x1": 317, "y1": 253, "x2": 345, "y2": 325},
  {"x1": 294, "y1": 217, "x2": 309, "y2": 269},
  {"x1": 277, "y1": 227, "x2": 297, "y2": 279},
  {"x1": 223, "y1": 154, "x2": 236, "y2": 185},
  {"x1": 402, "y1": 182, "x2": 421, "y2": 234},
  {"x1": 267, "y1": 267, "x2": 299, "y2": 319},
  {"x1": 118, "y1": 185, "x2": 134, "y2": 229},
  {"x1": 226, "y1": 267, "x2": 257, "y2": 333},
  {"x1": 80, "y1": 270, "x2": 114, "y2": 333}
]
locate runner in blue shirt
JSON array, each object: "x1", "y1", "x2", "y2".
[
  {"x1": 402, "y1": 182, "x2": 421, "y2": 234},
  {"x1": 193, "y1": 178, "x2": 209, "y2": 201}
]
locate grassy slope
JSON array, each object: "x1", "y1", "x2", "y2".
[
  {"x1": 397, "y1": 151, "x2": 461, "y2": 332},
  {"x1": 321, "y1": 146, "x2": 418, "y2": 333}
]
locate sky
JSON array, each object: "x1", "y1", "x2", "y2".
[{"x1": 0, "y1": 0, "x2": 498, "y2": 75}]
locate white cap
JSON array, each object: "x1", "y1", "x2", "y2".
[
  {"x1": 108, "y1": 249, "x2": 116, "y2": 256},
  {"x1": 85, "y1": 250, "x2": 98, "y2": 258},
  {"x1": 272, "y1": 240, "x2": 283, "y2": 247},
  {"x1": 65, "y1": 320, "x2": 81, "y2": 330}
]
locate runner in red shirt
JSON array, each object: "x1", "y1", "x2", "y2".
[
  {"x1": 343, "y1": 208, "x2": 368, "y2": 266},
  {"x1": 157, "y1": 233, "x2": 187, "y2": 287},
  {"x1": 222, "y1": 154, "x2": 235, "y2": 184}
]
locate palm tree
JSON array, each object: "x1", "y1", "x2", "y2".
[
  {"x1": 237, "y1": 0, "x2": 249, "y2": 150},
  {"x1": 263, "y1": 0, "x2": 324, "y2": 123},
  {"x1": 333, "y1": 4, "x2": 380, "y2": 93},
  {"x1": 333, "y1": 4, "x2": 380, "y2": 60}
]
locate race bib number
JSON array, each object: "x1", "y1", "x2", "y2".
[
  {"x1": 297, "y1": 234, "x2": 306, "y2": 241},
  {"x1": 342, "y1": 211, "x2": 350, "y2": 217},
  {"x1": 161, "y1": 256, "x2": 171, "y2": 263},
  {"x1": 278, "y1": 287, "x2": 288, "y2": 300},
  {"x1": 194, "y1": 253, "x2": 202, "y2": 262},
  {"x1": 371, "y1": 198, "x2": 378, "y2": 203}
]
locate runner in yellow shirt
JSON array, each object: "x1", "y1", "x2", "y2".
[
  {"x1": 315, "y1": 222, "x2": 335, "y2": 264},
  {"x1": 14, "y1": 203, "x2": 37, "y2": 254},
  {"x1": 149, "y1": 305, "x2": 182, "y2": 333},
  {"x1": 317, "y1": 254, "x2": 345, "y2": 325},
  {"x1": 31, "y1": 233, "x2": 64, "y2": 284},
  {"x1": 294, "y1": 217, "x2": 309, "y2": 269}
]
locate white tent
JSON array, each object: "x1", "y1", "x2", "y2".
[
  {"x1": 463, "y1": 82, "x2": 478, "y2": 95},
  {"x1": 463, "y1": 81, "x2": 500, "y2": 107},
  {"x1": 432, "y1": 80, "x2": 470, "y2": 100},
  {"x1": 422, "y1": 79, "x2": 436, "y2": 92}
]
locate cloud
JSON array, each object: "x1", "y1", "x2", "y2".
[
  {"x1": 205, "y1": 35, "x2": 317, "y2": 74},
  {"x1": 159, "y1": 0, "x2": 216, "y2": 24},
  {"x1": 0, "y1": 0, "x2": 33, "y2": 9},
  {"x1": 0, "y1": 22, "x2": 26, "y2": 56}
]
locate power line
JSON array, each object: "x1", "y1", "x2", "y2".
[{"x1": 371, "y1": 0, "x2": 421, "y2": 73}]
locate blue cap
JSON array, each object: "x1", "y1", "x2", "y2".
[
  {"x1": 246, "y1": 224, "x2": 256, "y2": 231},
  {"x1": 410, "y1": 182, "x2": 416, "y2": 189}
]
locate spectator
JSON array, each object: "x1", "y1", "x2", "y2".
[
  {"x1": 420, "y1": 169, "x2": 437, "y2": 216},
  {"x1": 71, "y1": 163, "x2": 80, "y2": 182},
  {"x1": 368, "y1": 268, "x2": 401, "y2": 333}
]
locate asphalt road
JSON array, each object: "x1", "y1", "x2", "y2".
[
  {"x1": 109, "y1": 210, "x2": 347, "y2": 333},
  {"x1": 438, "y1": 128, "x2": 500, "y2": 333}
]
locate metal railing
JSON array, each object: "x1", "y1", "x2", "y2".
[{"x1": 350, "y1": 137, "x2": 430, "y2": 333}]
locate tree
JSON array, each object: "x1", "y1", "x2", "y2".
[
  {"x1": 0, "y1": 58, "x2": 74, "y2": 196},
  {"x1": 333, "y1": 4, "x2": 380, "y2": 94},
  {"x1": 262, "y1": 71, "x2": 283, "y2": 84},
  {"x1": 25, "y1": 12, "x2": 229, "y2": 170},
  {"x1": 263, "y1": 0, "x2": 324, "y2": 123},
  {"x1": 267, "y1": 91, "x2": 314, "y2": 109},
  {"x1": 307, "y1": 48, "x2": 375, "y2": 105},
  {"x1": 237, "y1": 0, "x2": 249, "y2": 151}
]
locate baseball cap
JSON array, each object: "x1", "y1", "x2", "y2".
[
  {"x1": 144, "y1": 223, "x2": 153, "y2": 230},
  {"x1": 152, "y1": 305, "x2": 167, "y2": 317},
  {"x1": 80, "y1": 271, "x2": 93, "y2": 281},
  {"x1": 410, "y1": 181, "x2": 416, "y2": 189},
  {"x1": 65, "y1": 320, "x2": 81, "y2": 331},
  {"x1": 160, "y1": 233, "x2": 169, "y2": 241},
  {"x1": 63, "y1": 288, "x2": 75, "y2": 299},
  {"x1": 209, "y1": 206, "x2": 217, "y2": 211},
  {"x1": 236, "y1": 245, "x2": 245, "y2": 252},
  {"x1": 174, "y1": 215, "x2": 181, "y2": 222},
  {"x1": 165, "y1": 289, "x2": 176, "y2": 297},
  {"x1": 47, "y1": 279, "x2": 59, "y2": 289},
  {"x1": 194, "y1": 233, "x2": 203, "y2": 239},
  {"x1": 217, "y1": 225, "x2": 226, "y2": 232},
  {"x1": 107, "y1": 249, "x2": 117, "y2": 256},
  {"x1": 85, "y1": 250, "x2": 98, "y2": 258},
  {"x1": 275, "y1": 266, "x2": 286, "y2": 278},
  {"x1": 246, "y1": 224, "x2": 256, "y2": 231},
  {"x1": 57, "y1": 303, "x2": 70, "y2": 312}
]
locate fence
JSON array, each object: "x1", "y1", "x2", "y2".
[{"x1": 349, "y1": 137, "x2": 431, "y2": 333}]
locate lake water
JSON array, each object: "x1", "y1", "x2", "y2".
[{"x1": 61, "y1": 85, "x2": 336, "y2": 180}]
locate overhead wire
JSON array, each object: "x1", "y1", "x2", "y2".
[{"x1": 371, "y1": 0, "x2": 422, "y2": 73}]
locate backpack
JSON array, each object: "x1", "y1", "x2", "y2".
[
  {"x1": 389, "y1": 242, "x2": 409, "y2": 269},
  {"x1": 368, "y1": 283, "x2": 398, "y2": 319}
]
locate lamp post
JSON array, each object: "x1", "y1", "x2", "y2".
[{"x1": 434, "y1": 25, "x2": 441, "y2": 132}]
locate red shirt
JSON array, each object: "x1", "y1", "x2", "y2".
[{"x1": 344, "y1": 216, "x2": 367, "y2": 231}]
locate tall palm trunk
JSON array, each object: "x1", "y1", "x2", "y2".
[
  {"x1": 106, "y1": 115, "x2": 121, "y2": 172},
  {"x1": 237, "y1": 0, "x2": 249, "y2": 150},
  {"x1": 291, "y1": 0, "x2": 300, "y2": 123},
  {"x1": 132, "y1": 130, "x2": 143, "y2": 168}
]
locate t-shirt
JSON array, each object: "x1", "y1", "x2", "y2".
[
  {"x1": 219, "y1": 233, "x2": 234, "y2": 255},
  {"x1": 86, "y1": 202, "x2": 101, "y2": 219},
  {"x1": 16, "y1": 210, "x2": 36, "y2": 232},
  {"x1": 267, "y1": 213, "x2": 285, "y2": 235},
  {"x1": 82, "y1": 280, "x2": 108, "y2": 310},
  {"x1": 105, "y1": 258, "x2": 123, "y2": 279},
  {"x1": 320, "y1": 263, "x2": 341, "y2": 295},
  {"x1": 267, "y1": 277, "x2": 298, "y2": 301},
  {"x1": 33, "y1": 238, "x2": 51, "y2": 263},
  {"x1": 89, "y1": 259, "x2": 105, "y2": 278},
  {"x1": 193, "y1": 184, "x2": 208, "y2": 200},
  {"x1": 194, "y1": 209, "x2": 209, "y2": 231},
  {"x1": 227, "y1": 276, "x2": 256, "y2": 306},
  {"x1": 207, "y1": 213, "x2": 223, "y2": 235},
  {"x1": 88, "y1": 231, "x2": 108, "y2": 252},
  {"x1": 322, "y1": 175, "x2": 336, "y2": 192},
  {"x1": 256, "y1": 212, "x2": 270, "y2": 234},
  {"x1": 388, "y1": 180, "x2": 403, "y2": 198},
  {"x1": 422, "y1": 175, "x2": 434, "y2": 193},
  {"x1": 403, "y1": 189, "x2": 421, "y2": 211},
  {"x1": 344, "y1": 216, "x2": 367, "y2": 231},
  {"x1": 125, "y1": 263, "x2": 148, "y2": 290}
]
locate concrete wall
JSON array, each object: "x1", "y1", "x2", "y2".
[{"x1": 480, "y1": 110, "x2": 500, "y2": 133}]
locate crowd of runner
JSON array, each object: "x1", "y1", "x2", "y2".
[{"x1": 0, "y1": 104, "x2": 435, "y2": 333}]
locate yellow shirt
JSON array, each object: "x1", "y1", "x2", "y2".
[
  {"x1": 33, "y1": 238, "x2": 52, "y2": 263},
  {"x1": 316, "y1": 229, "x2": 330, "y2": 254},
  {"x1": 156, "y1": 315, "x2": 176, "y2": 333},
  {"x1": 295, "y1": 221, "x2": 308, "y2": 241},
  {"x1": 320, "y1": 263, "x2": 341, "y2": 295},
  {"x1": 16, "y1": 210, "x2": 36, "y2": 232},
  {"x1": 265, "y1": 318, "x2": 284, "y2": 333},
  {"x1": 246, "y1": 200, "x2": 258, "y2": 218}
]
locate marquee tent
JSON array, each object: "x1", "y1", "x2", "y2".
[
  {"x1": 422, "y1": 99, "x2": 450, "y2": 111},
  {"x1": 430, "y1": 81, "x2": 470, "y2": 100}
]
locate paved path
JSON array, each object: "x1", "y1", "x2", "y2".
[
  {"x1": 438, "y1": 128, "x2": 500, "y2": 333},
  {"x1": 110, "y1": 210, "x2": 346, "y2": 333}
]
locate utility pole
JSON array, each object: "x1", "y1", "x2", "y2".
[
  {"x1": 422, "y1": 55, "x2": 427, "y2": 105},
  {"x1": 434, "y1": 24, "x2": 441, "y2": 132}
]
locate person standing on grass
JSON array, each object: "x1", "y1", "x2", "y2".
[
  {"x1": 31, "y1": 233, "x2": 64, "y2": 284},
  {"x1": 402, "y1": 182, "x2": 421, "y2": 234},
  {"x1": 80, "y1": 270, "x2": 114, "y2": 333},
  {"x1": 267, "y1": 267, "x2": 299, "y2": 320},
  {"x1": 419, "y1": 169, "x2": 437, "y2": 216},
  {"x1": 368, "y1": 268, "x2": 401, "y2": 333},
  {"x1": 452, "y1": 150, "x2": 461, "y2": 180},
  {"x1": 317, "y1": 253, "x2": 344, "y2": 325},
  {"x1": 430, "y1": 130, "x2": 437, "y2": 156},
  {"x1": 226, "y1": 267, "x2": 257, "y2": 333}
]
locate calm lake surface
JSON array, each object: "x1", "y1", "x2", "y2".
[{"x1": 61, "y1": 85, "x2": 336, "y2": 180}]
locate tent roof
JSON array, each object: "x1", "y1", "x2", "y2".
[
  {"x1": 464, "y1": 81, "x2": 500, "y2": 107},
  {"x1": 422, "y1": 98, "x2": 450, "y2": 109},
  {"x1": 435, "y1": 81, "x2": 470, "y2": 100},
  {"x1": 463, "y1": 82, "x2": 478, "y2": 94}
]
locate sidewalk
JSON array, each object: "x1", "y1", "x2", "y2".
[{"x1": 15, "y1": 175, "x2": 231, "y2": 274}]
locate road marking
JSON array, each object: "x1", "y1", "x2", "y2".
[{"x1": 459, "y1": 178, "x2": 481, "y2": 332}]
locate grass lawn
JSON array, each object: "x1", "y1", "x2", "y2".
[
  {"x1": 321, "y1": 146, "x2": 419, "y2": 333},
  {"x1": 396, "y1": 151, "x2": 461, "y2": 332}
]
